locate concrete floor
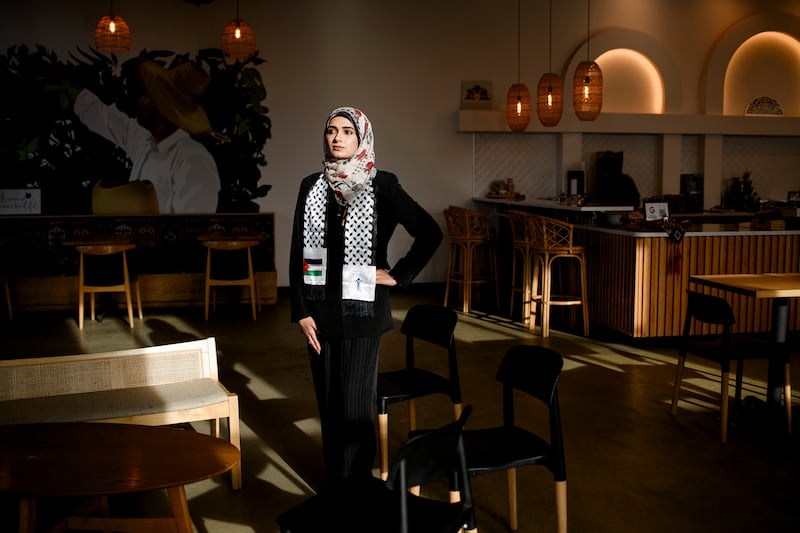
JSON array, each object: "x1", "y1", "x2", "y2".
[{"x1": 1, "y1": 286, "x2": 799, "y2": 532}]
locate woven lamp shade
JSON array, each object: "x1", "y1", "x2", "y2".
[
  {"x1": 221, "y1": 19, "x2": 257, "y2": 60},
  {"x1": 536, "y1": 72, "x2": 563, "y2": 127},
  {"x1": 573, "y1": 60, "x2": 603, "y2": 121},
  {"x1": 506, "y1": 83, "x2": 531, "y2": 132},
  {"x1": 94, "y1": 15, "x2": 131, "y2": 53}
]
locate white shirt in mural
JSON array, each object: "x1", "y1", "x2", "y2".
[{"x1": 74, "y1": 89, "x2": 219, "y2": 214}]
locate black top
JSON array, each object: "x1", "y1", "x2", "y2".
[{"x1": 289, "y1": 171, "x2": 442, "y2": 339}]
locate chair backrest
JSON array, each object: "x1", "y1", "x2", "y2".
[
  {"x1": 508, "y1": 210, "x2": 536, "y2": 246},
  {"x1": 497, "y1": 345, "x2": 566, "y2": 481},
  {"x1": 682, "y1": 290, "x2": 735, "y2": 338},
  {"x1": 443, "y1": 206, "x2": 491, "y2": 241},
  {"x1": 386, "y1": 405, "x2": 474, "y2": 532},
  {"x1": 532, "y1": 214, "x2": 577, "y2": 252},
  {"x1": 401, "y1": 304, "x2": 462, "y2": 403},
  {"x1": 92, "y1": 180, "x2": 160, "y2": 215}
]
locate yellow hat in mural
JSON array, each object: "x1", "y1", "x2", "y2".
[{"x1": 134, "y1": 59, "x2": 212, "y2": 137}]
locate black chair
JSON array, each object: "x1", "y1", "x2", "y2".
[
  {"x1": 276, "y1": 406, "x2": 476, "y2": 533},
  {"x1": 377, "y1": 304, "x2": 463, "y2": 480},
  {"x1": 671, "y1": 290, "x2": 791, "y2": 443},
  {"x1": 452, "y1": 345, "x2": 567, "y2": 533}
]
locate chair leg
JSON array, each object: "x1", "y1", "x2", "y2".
[
  {"x1": 506, "y1": 467, "x2": 518, "y2": 530},
  {"x1": 463, "y1": 243, "x2": 473, "y2": 314},
  {"x1": 530, "y1": 256, "x2": 541, "y2": 331},
  {"x1": 3, "y1": 277, "x2": 12, "y2": 320},
  {"x1": 671, "y1": 354, "x2": 687, "y2": 415},
  {"x1": 555, "y1": 479, "x2": 568, "y2": 533},
  {"x1": 444, "y1": 245, "x2": 455, "y2": 308},
  {"x1": 784, "y1": 360, "x2": 792, "y2": 434},
  {"x1": 408, "y1": 399, "x2": 417, "y2": 431},
  {"x1": 720, "y1": 366, "x2": 730, "y2": 444},
  {"x1": 135, "y1": 280, "x2": 143, "y2": 320},
  {"x1": 579, "y1": 258, "x2": 590, "y2": 337},
  {"x1": 378, "y1": 412, "x2": 389, "y2": 481},
  {"x1": 90, "y1": 293, "x2": 96, "y2": 322},
  {"x1": 541, "y1": 258, "x2": 553, "y2": 338}
]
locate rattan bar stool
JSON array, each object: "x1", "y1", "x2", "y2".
[
  {"x1": 508, "y1": 210, "x2": 538, "y2": 324},
  {"x1": 530, "y1": 214, "x2": 589, "y2": 337},
  {"x1": 443, "y1": 206, "x2": 498, "y2": 313}
]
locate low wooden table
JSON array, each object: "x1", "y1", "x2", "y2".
[{"x1": 0, "y1": 422, "x2": 240, "y2": 533}]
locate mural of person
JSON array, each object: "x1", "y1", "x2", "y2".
[{"x1": 73, "y1": 58, "x2": 219, "y2": 214}]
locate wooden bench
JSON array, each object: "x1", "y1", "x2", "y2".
[{"x1": 0, "y1": 337, "x2": 242, "y2": 490}]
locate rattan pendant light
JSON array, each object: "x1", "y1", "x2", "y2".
[
  {"x1": 506, "y1": 0, "x2": 531, "y2": 132},
  {"x1": 94, "y1": 1, "x2": 131, "y2": 54},
  {"x1": 573, "y1": 0, "x2": 602, "y2": 121},
  {"x1": 536, "y1": 0, "x2": 563, "y2": 127},
  {"x1": 221, "y1": 0, "x2": 257, "y2": 61}
]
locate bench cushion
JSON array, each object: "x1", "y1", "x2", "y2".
[{"x1": 0, "y1": 379, "x2": 231, "y2": 425}]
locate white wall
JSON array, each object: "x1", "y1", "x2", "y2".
[{"x1": 2, "y1": 0, "x2": 799, "y2": 286}]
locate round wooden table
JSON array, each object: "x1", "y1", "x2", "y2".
[{"x1": 0, "y1": 422, "x2": 240, "y2": 533}]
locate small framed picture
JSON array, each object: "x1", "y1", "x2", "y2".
[
  {"x1": 644, "y1": 201, "x2": 669, "y2": 221},
  {"x1": 788, "y1": 191, "x2": 800, "y2": 203},
  {"x1": 460, "y1": 80, "x2": 493, "y2": 110}
]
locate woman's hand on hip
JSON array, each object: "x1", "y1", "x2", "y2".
[
  {"x1": 299, "y1": 316, "x2": 321, "y2": 354},
  {"x1": 376, "y1": 269, "x2": 397, "y2": 287}
]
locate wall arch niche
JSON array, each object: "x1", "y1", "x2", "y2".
[
  {"x1": 564, "y1": 28, "x2": 680, "y2": 114},
  {"x1": 704, "y1": 11, "x2": 800, "y2": 115},
  {"x1": 596, "y1": 48, "x2": 664, "y2": 114},
  {"x1": 723, "y1": 31, "x2": 800, "y2": 116}
]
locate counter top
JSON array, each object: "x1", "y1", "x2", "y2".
[
  {"x1": 474, "y1": 196, "x2": 634, "y2": 213},
  {"x1": 580, "y1": 223, "x2": 800, "y2": 237}
]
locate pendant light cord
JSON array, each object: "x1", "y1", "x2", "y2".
[
  {"x1": 586, "y1": 0, "x2": 591, "y2": 60},
  {"x1": 547, "y1": 0, "x2": 552, "y2": 73},
  {"x1": 516, "y1": 0, "x2": 521, "y2": 85}
]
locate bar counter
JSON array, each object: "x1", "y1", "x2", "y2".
[{"x1": 579, "y1": 223, "x2": 800, "y2": 338}]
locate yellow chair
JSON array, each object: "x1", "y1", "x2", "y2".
[
  {"x1": 91, "y1": 180, "x2": 159, "y2": 215},
  {"x1": 443, "y1": 206, "x2": 498, "y2": 313},
  {"x1": 73, "y1": 241, "x2": 142, "y2": 330},
  {"x1": 199, "y1": 234, "x2": 261, "y2": 321},
  {"x1": 530, "y1": 214, "x2": 589, "y2": 337}
]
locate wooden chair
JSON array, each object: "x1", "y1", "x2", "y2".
[
  {"x1": 277, "y1": 407, "x2": 475, "y2": 533},
  {"x1": 671, "y1": 290, "x2": 792, "y2": 443},
  {"x1": 412, "y1": 346, "x2": 567, "y2": 533},
  {"x1": 376, "y1": 304, "x2": 463, "y2": 481},
  {"x1": 74, "y1": 241, "x2": 142, "y2": 330},
  {"x1": 530, "y1": 214, "x2": 589, "y2": 337},
  {"x1": 443, "y1": 206, "x2": 498, "y2": 314},
  {"x1": 199, "y1": 234, "x2": 260, "y2": 321}
]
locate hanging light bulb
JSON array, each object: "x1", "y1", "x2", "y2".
[
  {"x1": 506, "y1": 0, "x2": 531, "y2": 132},
  {"x1": 94, "y1": 1, "x2": 131, "y2": 54},
  {"x1": 536, "y1": 0, "x2": 563, "y2": 127},
  {"x1": 221, "y1": 0, "x2": 257, "y2": 61},
  {"x1": 573, "y1": 0, "x2": 603, "y2": 121}
]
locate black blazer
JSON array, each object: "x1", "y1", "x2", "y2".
[{"x1": 290, "y1": 171, "x2": 442, "y2": 339}]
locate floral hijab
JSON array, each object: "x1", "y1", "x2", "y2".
[{"x1": 322, "y1": 107, "x2": 377, "y2": 205}]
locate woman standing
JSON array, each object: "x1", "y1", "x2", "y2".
[{"x1": 289, "y1": 106, "x2": 442, "y2": 483}]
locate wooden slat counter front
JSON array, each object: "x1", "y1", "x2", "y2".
[{"x1": 577, "y1": 224, "x2": 800, "y2": 338}]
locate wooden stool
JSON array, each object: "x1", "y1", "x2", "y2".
[
  {"x1": 443, "y1": 206, "x2": 498, "y2": 313},
  {"x1": 72, "y1": 241, "x2": 142, "y2": 330},
  {"x1": 200, "y1": 234, "x2": 260, "y2": 321},
  {"x1": 530, "y1": 214, "x2": 589, "y2": 337}
]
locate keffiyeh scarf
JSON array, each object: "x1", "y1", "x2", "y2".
[{"x1": 302, "y1": 107, "x2": 378, "y2": 317}]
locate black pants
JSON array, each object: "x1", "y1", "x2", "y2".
[{"x1": 308, "y1": 335, "x2": 381, "y2": 483}]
